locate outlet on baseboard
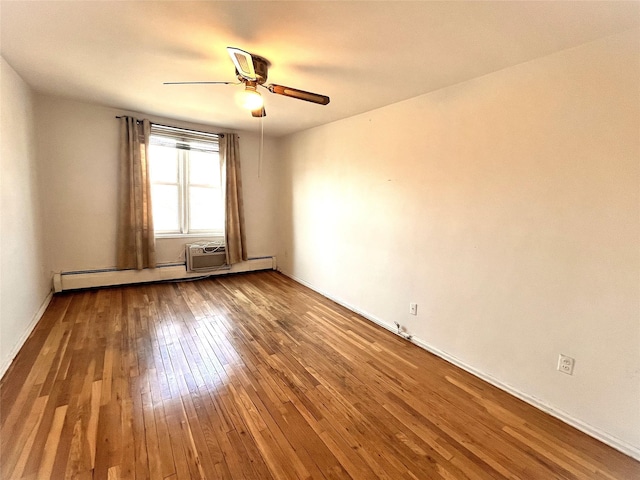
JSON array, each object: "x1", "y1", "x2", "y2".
[{"x1": 557, "y1": 354, "x2": 575, "y2": 375}]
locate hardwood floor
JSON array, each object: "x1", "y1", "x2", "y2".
[{"x1": 1, "y1": 271, "x2": 638, "y2": 479}]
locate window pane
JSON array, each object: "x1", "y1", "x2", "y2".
[
  {"x1": 149, "y1": 145, "x2": 178, "y2": 183},
  {"x1": 189, "y1": 186, "x2": 223, "y2": 231},
  {"x1": 189, "y1": 151, "x2": 220, "y2": 186},
  {"x1": 152, "y1": 184, "x2": 180, "y2": 232}
]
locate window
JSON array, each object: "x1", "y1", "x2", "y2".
[{"x1": 149, "y1": 125, "x2": 223, "y2": 236}]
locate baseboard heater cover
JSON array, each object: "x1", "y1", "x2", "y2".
[{"x1": 55, "y1": 257, "x2": 276, "y2": 291}]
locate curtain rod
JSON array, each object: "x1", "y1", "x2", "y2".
[{"x1": 115, "y1": 116, "x2": 224, "y2": 138}]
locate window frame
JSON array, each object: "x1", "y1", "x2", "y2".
[{"x1": 149, "y1": 125, "x2": 224, "y2": 238}]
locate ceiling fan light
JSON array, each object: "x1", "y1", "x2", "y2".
[{"x1": 240, "y1": 86, "x2": 264, "y2": 110}]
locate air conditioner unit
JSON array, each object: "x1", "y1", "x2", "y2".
[{"x1": 186, "y1": 243, "x2": 227, "y2": 272}]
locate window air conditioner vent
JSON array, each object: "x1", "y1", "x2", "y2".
[{"x1": 186, "y1": 243, "x2": 227, "y2": 272}]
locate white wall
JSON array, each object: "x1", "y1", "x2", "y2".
[
  {"x1": 35, "y1": 95, "x2": 279, "y2": 273},
  {"x1": 277, "y1": 30, "x2": 640, "y2": 455},
  {"x1": 0, "y1": 58, "x2": 51, "y2": 377}
]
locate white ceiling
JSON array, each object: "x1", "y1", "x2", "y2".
[{"x1": 2, "y1": 1, "x2": 638, "y2": 137}]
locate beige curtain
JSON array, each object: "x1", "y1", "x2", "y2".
[
  {"x1": 116, "y1": 117, "x2": 156, "y2": 270},
  {"x1": 222, "y1": 134, "x2": 247, "y2": 264}
]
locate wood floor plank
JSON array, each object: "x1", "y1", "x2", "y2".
[
  {"x1": 36, "y1": 404, "x2": 68, "y2": 479},
  {"x1": 1, "y1": 271, "x2": 638, "y2": 479},
  {"x1": 1, "y1": 393, "x2": 47, "y2": 480}
]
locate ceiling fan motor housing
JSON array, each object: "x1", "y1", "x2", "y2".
[{"x1": 251, "y1": 55, "x2": 269, "y2": 84}]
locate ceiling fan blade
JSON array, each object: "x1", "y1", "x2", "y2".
[
  {"x1": 266, "y1": 84, "x2": 330, "y2": 105},
  {"x1": 227, "y1": 47, "x2": 257, "y2": 81},
  {"x1": 251, "y1": 107, "x2": 266, "y2": 118},
  {"x1": 163, "y1": 81, "x2": 239, "y2": 85}
]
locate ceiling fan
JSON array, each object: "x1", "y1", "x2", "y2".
[{"x1": 164, "y1": 47, "x2": 330, "y2": 118}]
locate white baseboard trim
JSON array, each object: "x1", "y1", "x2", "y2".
[
  {"x1": 279, "y1": 270, "x2": 640, "y2": 461},
  {"x1": 57, "y1": 257, "x2": 275, "y2": 291},
  {"x1": 0, "y1": 290, "x2": 53, "y2": 381}
]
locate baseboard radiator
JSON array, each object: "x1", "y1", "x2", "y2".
[{"x1": 54, "y1": 256, "x2": 276, "y2": 292}]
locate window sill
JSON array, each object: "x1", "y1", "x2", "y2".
[{"x1": 155, "y1": 233, "x2": 224, "y2": 240}]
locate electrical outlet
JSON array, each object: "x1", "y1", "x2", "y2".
[
  {"x1": 409, "y1": 303, "x2": 418, "y2": 315},
  {"x1": 557, "y1": 354, "x2": 575, "y2": 375}
]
